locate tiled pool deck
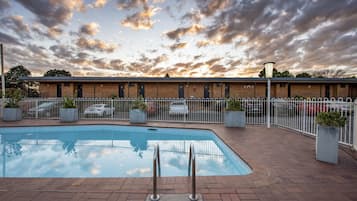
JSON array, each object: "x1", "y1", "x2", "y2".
[{"x1": 1, "y1": 120, "x2": 357, "y2": 201}]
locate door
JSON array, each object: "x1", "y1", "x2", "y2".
[
  {"x1": 118, "y1": 84, "x2": 125, "y2": 98},
  {"x1": 138, "y1": 83, "x2": 145, "y2": 98},
  {"x1": 56, "y1": 84, "x2": 62, "y2": 97},
  {"x1": 325, "y1": 85, "x2": 330, "y2": 98},
  {"x1": 178, "y1": 84, "x2": 184, "y2": 98},
  {"x1": 287, "y1": 83, "x2": 291, "y2": 98},
  {"x1": 77, "y1": 84, "x2": 83, "y2": 98},
  {"x1": 224, "y1": 84, "x2": 230, "y2": 98},
  {"x1": 204, "y1": 84, "x2": 210, "y2": 98}
]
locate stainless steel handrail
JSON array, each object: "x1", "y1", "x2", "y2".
[
  {"x1": 188, "y1": 144, "x2": 198, "y2": 201},
  {"x1": 150, "y1": 144, "x2": 161, "y2": 201}
]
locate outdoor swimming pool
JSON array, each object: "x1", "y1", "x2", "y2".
[{"x1": 0, "y1": 125, "x2": 251, "y2": 177}]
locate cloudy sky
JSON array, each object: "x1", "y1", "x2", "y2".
[{"x1": 0, "y1": 0, "x2": 356, "y2": 77}]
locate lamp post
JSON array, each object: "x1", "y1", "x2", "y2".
[{"x1": 264, "y1": 62, "x2": 274, "y2": 128}]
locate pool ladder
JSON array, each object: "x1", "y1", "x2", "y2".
[
  {"x1": 150, "y1": 144, "x2": 198, "y2": 201},
  {"x1": 188, "y1": 144, "x2": 198, "y2": 201},
  {"x1": 150, "y1": 144, "x2": 161, "y2": 201}
]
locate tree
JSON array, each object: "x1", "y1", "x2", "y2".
[
  {"x1": 44, "y1": 69, "x2": 71, "y2": 77},
  {"x1": 312, "y1": 69, "x2": 346, "y2": 78},
  {"x1": 5, "y1": 65, "x2": 31, "y2": 89},
  {"x1": 278, "y1": 70, "x2": 294, "y2": 78},
  {"x1": 258, "y1": 68, "x2": 287, "y2": 78},
  {"x1": 296, "y1": 72, "x2": 312, "y2": 78}
]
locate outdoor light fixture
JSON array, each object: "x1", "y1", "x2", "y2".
[
  {"x1": 264, "y1": 62, "x2": 275, "y2": 78},
  {"x1": 264, "y1": 62, "x2": 275, "y2": 128}
]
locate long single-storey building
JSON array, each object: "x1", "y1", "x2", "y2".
[{"x1": 21, "y1": 77, "x2": 357, "y2": 98}]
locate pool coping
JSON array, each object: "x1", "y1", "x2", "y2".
[{"x1": 1, "y1": 120, "x2": 357, "y2": 201}]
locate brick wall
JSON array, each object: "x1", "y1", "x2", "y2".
[
  {"x1": 290, "y1": 84, "x2": 322, "y2": 98},
  {"x1": 38, "y1": 82, "x2": 354, "y2": 98},
  {"x1": 39, "y1": 83, "x2": 57, "y2": 97},
  {"x1": 212, "y1": 83, "x2": 223, "y2": 98},
  {"x1": 127, "y1": 83, "x2": 137, "y2": 98},
  {"x1": 157, "y1": 83, "x2": 178, "y2": 98},
  {"x1": 337, "y1": 84, "x2": 349, "y2": 97},
  {"x1": 62, "y1": 83, "x2": 74, "y2": 97}
]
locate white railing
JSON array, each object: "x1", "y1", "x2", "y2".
[
  {"x1": 272, "y1": 98, "x2": 355, "y2": 146},
  {"x1": 20, "y1": 97, "x2": 267, "y2": 125},
  {"x1": 16, "y1": 97, "x2": 356, "y2": 147},
  {"x1": 0, "y1": 99, "x2": 3, "y2": 119}
]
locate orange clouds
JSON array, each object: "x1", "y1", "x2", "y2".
[
  {"x1": 121, "y1": 6, "x2": 160, "y2": 30},
  {"x1": 76, "y1": 37, "x2": 117, "y2": 52},
  {"x1": 166, "y1": 24, "x2": 204, "y2": 40},
  {"x1": 90, "y1": 0, "x2": 107, "y2": 8},
  {"x1": 79, "y1": 22, "x2": 100, "y2": 35},
  {"x1": 169, "y1": 42, "x2": 187, "y2": 51}
]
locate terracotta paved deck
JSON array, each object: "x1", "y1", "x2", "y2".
[{"x1": 1, "y1": 120, "x2": 357, "y2": 201}]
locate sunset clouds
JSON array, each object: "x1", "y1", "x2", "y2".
[{"x1": 0, "y1": 0, "x2": 356, "y2": 77}]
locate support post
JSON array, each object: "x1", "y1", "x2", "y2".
[
  {"x1": 303, "y1": 100, "x2": 306, "y2": 132},
  {"x1": 267, "y1": 79, "x2": 271, "y2": 128},
  {"x1": 35, "y1": 99, "x2": 38, "y2": 119},
  {"x1": 353, "y1": 100, "x2": 357, "y2": 150},
  {"x1": 1, "y1": 44, "x2": 5, "y2": 118}
]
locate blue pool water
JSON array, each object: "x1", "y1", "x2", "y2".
[{"x1": 0, "y1": 125, "x2": 252, "y2": 178}]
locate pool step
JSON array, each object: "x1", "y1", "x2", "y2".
[{"x1": 145, "y1": 194, "x2": 203, "y2": 201}]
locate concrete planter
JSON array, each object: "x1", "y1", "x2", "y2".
[
  {"x1": 3, "y1": 108, "x2": 22, "y2": 121},
  {"x1": 224, "y1": 111, "x2": 246, "y2": 128},
  {"x1": 130, "y1": 109, "x2": 147, "y2": 124},
  {"x1": 60, "y1": 108, "x2": 79, "y2": 122},
  {"x1": 316, "y1": 125, "x2": 339, "y2": 164}
]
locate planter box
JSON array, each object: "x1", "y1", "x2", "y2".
[
  {"x1": 130, "y1": 109, "x2": 147, "y2": 124},
  {"x1": 316, "y1": 125, "x2": 339, "y2": 164},
  {"x1": 60, "y1": 108, "x2": 79, "y2": 122},
  {"x1": 3, "y1": 108, "x2": 22, "y2": 121},
  {"x1": 224, "y1": 111, "x2": 246, "y2": 128}
]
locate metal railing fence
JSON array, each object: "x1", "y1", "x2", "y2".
[
  {"x1": 272, "y1": 98, "x2": 355, "y2": 146},
  {"x1": 11, "y1": 97, "x2": 357, "y2": 147},
  {"x1": 19, "y1": 97, "x2": 267, "y2": 125}
]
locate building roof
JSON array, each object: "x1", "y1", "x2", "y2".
[{"x1": 20, "y1": 76, "x2": 357, "y2": 84}]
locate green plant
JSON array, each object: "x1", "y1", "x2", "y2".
[
  {"x1": 316, "y1": 112, "x2": 346, "y2": 127},
  {"x1": 63, "y1": 97, "x2": 76, "y2": 108},
  {"x1": 226, "y1": 98, "x2": 243, "y2": 111},
  {"x1": 110, "y1": 94, "x2": 117, "y2": 99},
  {"x1": 4, "y1": 89, "x2": 23, "y2": 108},
  {"x1": 131, "y1": 97, "x2": 147, "y2": 111}
]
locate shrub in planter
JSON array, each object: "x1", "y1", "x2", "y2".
[
  {"x1": 3, "y1": 89, "x2": 23, "y2": 121},
  {"x1": 130, "y1": 97, "x2": 147, "y2": 124},
  {"x1": 60, "y1": 97, "x2": 78, "y2": 122},
  {"x1": 315, "y1": 112, "x2": 346, "y2": 164},
  {"x1": 224, "y1": 98, "x2": 246, "y2": 127}
]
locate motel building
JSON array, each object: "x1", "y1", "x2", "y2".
[{"x1": 21, "y1": 77, "x2": 357, "y2": 99}]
